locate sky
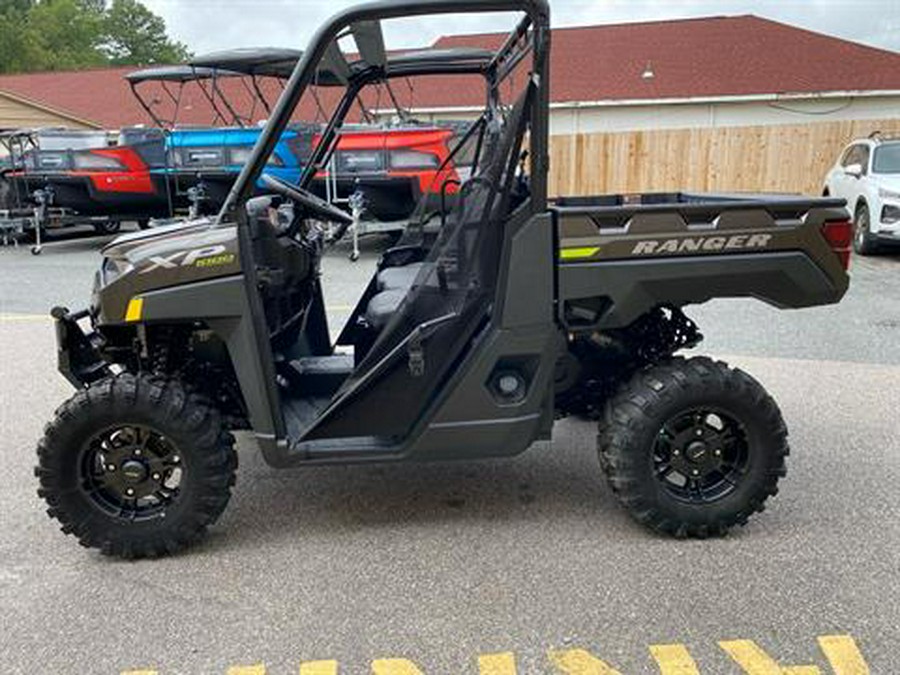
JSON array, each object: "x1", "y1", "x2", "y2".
[{"x1": 142, "y1": 0, "x2": 900, "y2": 56}]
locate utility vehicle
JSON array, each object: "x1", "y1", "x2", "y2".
[
  {"x1": 823, "y1": 131, "x2": 900, "y2": 255},
  {"x1": 37, "y1": 0, "x2": 851, "y2": 559},
  {"x1": 128, "y1": 52, "x2": 466, "y2": 223}
]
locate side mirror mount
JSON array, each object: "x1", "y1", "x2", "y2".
[{"x1": 844, "y1": 163, "x2": 863, "y2": 178}]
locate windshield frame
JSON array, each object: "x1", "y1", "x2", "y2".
[{"x1": 218, "y1": 0, "x2": 550, "y2": 222}]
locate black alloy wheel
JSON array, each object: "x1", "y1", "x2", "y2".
[{"x1": 652, "y1": 408, "x2": 749, "y2": 504}]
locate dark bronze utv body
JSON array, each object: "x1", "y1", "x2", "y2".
[{"x1": 41, "y1": 0, "x2": 852, "y2": 558}]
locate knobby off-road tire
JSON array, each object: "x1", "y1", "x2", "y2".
[
  {"x1": 35, "y1": 374, "x2": 237, "y2": 559},
  {"x1": 598, "y1": 357, "x2": 788, "y2": 537}
]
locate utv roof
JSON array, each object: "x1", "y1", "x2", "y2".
[
  {"x1": 190, "y1": 48, "x2": 305, "y2": 79},
  {"x1": 125, "y1": 65, "x2": 242, "y2": 85},
  {"x1": 316, "y1": 46, "x2": 497, "y2": 86}
]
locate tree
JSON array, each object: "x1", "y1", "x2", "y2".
[
  {"x1": 27, "y1": 0, "x2": 107, "y2": 70},
  {"x1": 0, "y1": 2, "x2": 43, "y2": 72},
  {"x1": 102, "y1": 0, "x2": 190, "y2": 66},
  {"x1": 0, "y1": 0, "x2": 189, "y2": 74}
]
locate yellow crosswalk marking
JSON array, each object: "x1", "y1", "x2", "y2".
[
  {"x1": 479, "y1": 652, "x2": 516, "y2": 674},
  {"x1": 650, "y1": 644, "x2": 701, "y2": 674},
  {"x1": 818, "y1": 636, "x2": 870, "y2": 675},
  {"x1": 371, "y1": 659, "x2": 425, "y2": 674},
  {"x1": 548, "y1": 648, "x2": 624, "y2": 674},
  {"x1": 720, "y1": 640, "x2": 820, "y2": 674},
  {"x1": 227, "y1": 666, "x2": 266, "y2": 675},
  {"x1": 300, "y1": 660, "x2": 339, "y2": 675}
]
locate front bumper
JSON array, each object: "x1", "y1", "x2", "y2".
[{"x1": 51, "y1": 307, "x2": 111, "y2": 389}]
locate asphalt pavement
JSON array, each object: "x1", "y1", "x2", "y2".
[{"x1": 0, "y1": 225, "x2": 898, "y2": 674}]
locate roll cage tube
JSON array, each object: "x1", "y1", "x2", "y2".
[{"x1": 218, "y1": 0, "x2": 551, "y2": 222}]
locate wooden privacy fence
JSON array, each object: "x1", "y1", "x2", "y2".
[{"x1": 548, "y1": 117, "x2": 900, "y2": 198}]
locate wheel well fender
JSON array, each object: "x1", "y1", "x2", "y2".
[{"x1": 137, "y1": 275, "x2": 280, "y2": 439}]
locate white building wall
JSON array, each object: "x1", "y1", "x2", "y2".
[{"x1": 550, "y1": 94, "x2": 900, "y2": 135}]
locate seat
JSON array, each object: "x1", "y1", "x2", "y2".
[
  {"x1": 377, "y1": 262, "x2": 424, "y2": 291},
  {"x1": 364, "y1": 288, "x2": 407, "y2": 328},
  {"x1": 361, "y1": 101, "x2": 514, "y2": 332}
]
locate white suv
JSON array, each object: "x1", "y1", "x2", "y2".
[{"x1": 823, "y1": 135, "x2": 900, "y2": 255}]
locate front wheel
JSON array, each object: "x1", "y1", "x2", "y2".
[
  {"x1": 35, "y1": 374, "x2": 237, "y2": 558},
  {"x1": 598, "y1": 357, "x2": 788, "y2": 537},
  {"x1": 853, "y1": 204, "x2": 878, "y2": 256}
]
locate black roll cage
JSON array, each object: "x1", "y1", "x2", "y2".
[
  {"x1": 126, "y1": 65, "x2": 247, "y2": 129},
  {"x1": 220, "y1": 0, "x2": 551, "y2": 220}
]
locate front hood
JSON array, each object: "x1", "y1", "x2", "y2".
[
  {"x1": 102, "y1": 217, "x2": 217, "y2": 262},
  {"x1": 875, "y1": 175, "x2": 900, "y2": 194},
  {"x1": 96, "y1": 216, "x2": 242, "y2": 324}
]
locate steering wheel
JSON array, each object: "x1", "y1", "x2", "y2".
[{"x1": 261, "y1": 173, "x2": 353, "y2": 226}]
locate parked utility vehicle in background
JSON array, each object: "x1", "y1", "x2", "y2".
[
  {"x1": 823, "y1": 132, "x2": 900, "y2": 255},
  {"x1": 37, "y1": 0, "x2": 851, "y2": 559}
]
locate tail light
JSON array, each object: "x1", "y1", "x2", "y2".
[
  {"x1": 822, "y1": 220, "x2": 852, "y2": 270},
  {"x1": 72, "y1": 151, "x2": 126, "y2": 171}
]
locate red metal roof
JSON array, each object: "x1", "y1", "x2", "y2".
[
  {"x1": 2, "y1": 15, "x2": 899, "y2": 129},
  {"x1": 434, "y1": 15, "x2": 900, "y2": 105}
]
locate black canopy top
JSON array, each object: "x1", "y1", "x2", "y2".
[
  {"x1": 190, "y1": 47, "x2": 304, "y2": 78},
  {"x1": 125, "y1": 65, "x2": 242, "y2": 85}
]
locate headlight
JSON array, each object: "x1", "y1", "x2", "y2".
[
  {"x1": 878, "y1": 187, "x2": 900, "y2": 201},
  {"x1": 102, "y1": 257, "x2": 133, "y2": 285},
  {"x1": 882, "y1": 204, "x2": 900, "y2": 225}
]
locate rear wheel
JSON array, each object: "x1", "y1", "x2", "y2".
[
  {"x1": 598, "y1": 357, "x2": 788, "y2": 537},
  {"x1": 853, "y1": 203, "x2": 878, "y2": 256},
  {"x1": 35, "y1": 374, "x2": 237, "y2": 558}
]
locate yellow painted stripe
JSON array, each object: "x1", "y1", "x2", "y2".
[
  {"x1": 818, "y1": 635, "x2": 870, "y2": 675},
  {"x1": 300, "y1": 661, "x2": 338, "y2": 675},
  {"x1": 719, "y1": 640, "x2": 820, "y2": 675},
  {"x1": 125, "y1": 297, "x2": 144, "y2": 322},
  {"x1": 227, "y1": 666, "x2": 266, "y2": 675},
  {"x1": 650, "y1": 644, "x2": 700, "y2": 674},
  {"x1": 371, "y1": 659, "x2": 424, "y2": 674},
  {"x1": 0, "y1": 313, "x2": 49, "y2": 323},
  {"x1": 559, "y1": 246, "x2": 600, "y2": 261},
  {"x1": 479, "y1": 651, "x2": 516, "y2": 674},
  {"x1": 548, "y1": 648, "x2": 623, "y2": 674}
]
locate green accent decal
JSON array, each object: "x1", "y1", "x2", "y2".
[{"x1": 559, "y1": 246, "x2": 600, "y2": 261}]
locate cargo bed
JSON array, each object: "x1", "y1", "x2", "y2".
[{"x1": 553, "y1": 192, "x2": 851, "y2": 330}]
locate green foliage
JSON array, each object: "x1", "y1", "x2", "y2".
[
  {"x1": 102, "y1": 0, "x2": 190, "y2": 65},
  {"x1": 0, "y1": 0, "x2": 190, "y2": 74}
]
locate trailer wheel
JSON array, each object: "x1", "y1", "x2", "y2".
[
  {"x1": 35, "y1": 374, "x2": 237, "y2": 559},
  {"x1": 93, "y1": 221, "x2": 121, "y2": 236},
  {"x1": 598, "y1": 357, "x2": 788, "y2": 537}
]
